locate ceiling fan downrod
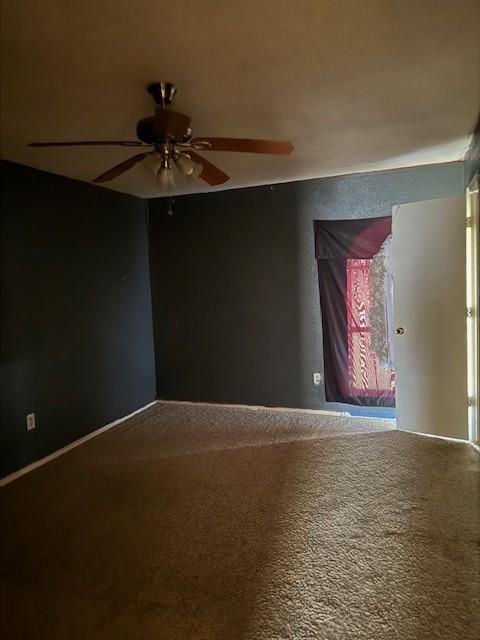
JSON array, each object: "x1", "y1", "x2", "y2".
[{"x1": 147, "y1": 82, "x2": 177, "y2": 110}]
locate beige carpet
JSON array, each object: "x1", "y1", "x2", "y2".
[{"x1": 1, "y1": 403, "x2": 479, "y2": 639}]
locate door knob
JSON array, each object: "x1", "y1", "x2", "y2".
[{"x1": 396, "y1": 327, "x2": 405, "y2": 335}]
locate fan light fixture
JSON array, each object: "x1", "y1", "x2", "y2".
[{"x1": 28, "y1": 81, "x2": 294, "y2": 188}]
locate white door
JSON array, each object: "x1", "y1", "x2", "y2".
[{"x1": 392, "y1": 197, "x2": 467, "y2": 439}]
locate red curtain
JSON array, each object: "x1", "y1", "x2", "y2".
[{"x1": 314, "y1": 217, "x2": 395, "y2": 407}]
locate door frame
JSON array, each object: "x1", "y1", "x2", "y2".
[{"x1": 466, "y1": 171, "x2": 479, "y2": 444}]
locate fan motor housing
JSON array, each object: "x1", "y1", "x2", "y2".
[{"x1": 136, "y1": 110, "x2": 192, "y2": 144}]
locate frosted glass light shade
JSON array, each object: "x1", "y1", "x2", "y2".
[
  {"x1": 175, "y1": 153, "x2": 195, "y2": 177},
  {"x1": 142, "y1": 152, "x2": 162, "y2": 176},
  {"x1": 156, "y1": 166, "x2": 172, "y2": 187}
]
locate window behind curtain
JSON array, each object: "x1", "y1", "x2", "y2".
[{"x1": 346, "y1": 259, "x2": 395, "y2": 399}]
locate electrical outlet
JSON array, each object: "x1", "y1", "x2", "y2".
[
  {"x1": 26, "y1": 413, "x2": 36, "y2": 431},
  {"x1": 313, "y1": 372, "x2": 322, "y2": 385}
]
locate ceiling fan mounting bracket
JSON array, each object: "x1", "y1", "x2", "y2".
[{"x1": 147, "y1": 82, "x2": 177, "y2": 109}]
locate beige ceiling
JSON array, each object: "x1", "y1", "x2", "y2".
[{"x1": 1, "y1": 0, "x2": 479, "y2": 199}]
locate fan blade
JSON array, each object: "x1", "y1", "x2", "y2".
[
  {"x1": 92, "y1": 152, "x2": 152, "y2": 183},
  {"x1": 29, "y1": 141, "x2": 148, "y2": 147},
  {"x1": 190, "y1": 137, "x2": 294, "y2": 155},
  {"x1": 188, "y1": 151, "x2": 230, "y2": 186}
]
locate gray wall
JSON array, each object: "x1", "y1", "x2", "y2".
[
  {"x1": 148, "y1": 162, "x2": 464, "y2": 412},
  {"x1": 1, "y1": 161, "x2": 156, "y2": 476},
  {"x1": 464, "y1": 116, "x2": 480, "y2": 186}
]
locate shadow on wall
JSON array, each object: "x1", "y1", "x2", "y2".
[
  {"x1": 0, "y1": 161, "x2": 156, "y2": 477},
  {"x1": 148, "y1": 185, "x2": 307, "y2": 407}
]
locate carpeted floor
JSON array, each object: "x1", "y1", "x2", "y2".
[{"x1": 1, "y1": 402, "x2": 479, "y2": 639}]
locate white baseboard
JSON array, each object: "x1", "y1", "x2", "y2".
[
  {"x1": 0, "y1": 401, "x2": 158, "y2": 487},
  {"x1": 404, "y1": 430, "x2": 479, "y2": 453},
  {"x1": 402, "y1": 429, "x2": 471, "y2": 445},
  {"x1": 158, "y1": 398, "x2": 352, "y2": 417},
  {"x1": 1, "y1": 398, "x2": 395, "y2": 487}
]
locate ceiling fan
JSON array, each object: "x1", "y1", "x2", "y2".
[{"x1": 28, "y1": 82, "x2": 294, "y2": 187}]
